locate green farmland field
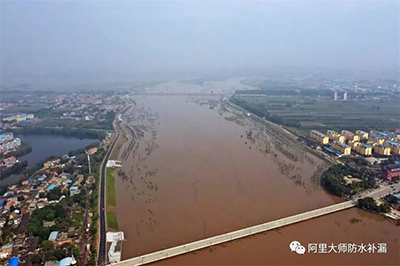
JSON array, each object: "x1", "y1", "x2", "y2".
[{"x1": 231, "y1": 94, "x2": 400, "y2": 137}]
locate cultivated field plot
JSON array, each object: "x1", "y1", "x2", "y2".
[{"x1": 232, "y1": 95, "x2": 400, "y2": 136}]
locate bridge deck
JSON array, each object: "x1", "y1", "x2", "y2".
[{"x1": 112, "y1": 200, "x2": 357, "y2": 266}]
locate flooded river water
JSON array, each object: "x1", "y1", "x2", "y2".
[{"x1": 113, "y1": 80, "x2": 398, "y2": 265}]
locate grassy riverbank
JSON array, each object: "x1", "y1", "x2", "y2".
[
  {"x1": 106, "y1": 168, "x2": 116, "y2": 206},
  {"x1": 107, "y1": 211, "x2": 119, "y2": 230}
]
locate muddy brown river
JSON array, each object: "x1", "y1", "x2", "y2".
[{"x1": 114, "y1": 82, "x2": 399, "y2": 265}]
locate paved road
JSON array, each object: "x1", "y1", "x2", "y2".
[
  {"x1": 132, "y1": 92, "x2": 223, "y2": 96},
  {"x1": 360, "y1": 182, "x2": 400, "y2": 199},
  {"x1": 98, "y1": 124, "x2": 120, "y2": 265}
]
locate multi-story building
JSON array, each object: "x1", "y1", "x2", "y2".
[
  {"x1": 381, "y1": 165, "x2": 400, "y2": 180},
  {"x1": 373, "y1": 143, "x2": 391, "y2": 156},
  {"x1": 0, "y1": 138, "x2": 21, "y2": 154},
  {"x1": 3, "y1": 113, "x2": 34, "y2": 122},
  {"x1": 309, "y1": 130, "x2": 329, "y2": 145},
  {"x1": 341, "y1": 130, "x2": 360, "y2": 141},
  {"x1": 389, "y1": 132, "x2": 400, "y2": 140},
  {"x1": 370, "y1": 130, "x2": 392, "y2": 141},
  {"x1": 0, "y1": 132, "x2": 14, "y2": 144},
  {"x1": 386, "y1": 141, "x2": 400, "y2": 155},
  {"x1": 368, "y1": 135, "x2": 385, "y2": 144},
  {"x1": 331, "y1": 140, "x2": 351, "y2": 155},
  {"x1": 327, "y1": 130, "x2": 346, "y2": 143},
  {"x1": 352, "y1": 142, "x2": 372, "y2": 156},
  {"x1": 355, "y1": 130, "x2": 369, "y2": 140},
  {"x1": 348, "y1": 140, "x2": 357, "y2": 148}
]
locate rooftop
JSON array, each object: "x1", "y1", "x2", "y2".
[
  {"x1": 358, "y1": 143, "x2": 372, "y2": 148},
  {"x1": 386, "y1": 141, "x2": 399, "y2": 147},
  {"x1": 58, "y1": 257, "x2": 76, "y2": 266},
  {"x1": 332, "y1": 141, "x2": 350, "y2": 148},
  {"x1": 374, "y1": 144, "x2": 389, "y2": 149},
  {"x1": 48, "y1": 231, "x2": 59, "y2": 240},
  {"x1": 310, "y1": 130, "x2": 327, "y2": 138},
  {"x1": 370, "y1": 135, "x2": 382, "y2": 140},
  {"x1": 383, "y1": 164, "x2": 400, "y2": 171},
  {"x1": 327, "y1": 130, "x2": 339, "y2": 135},
  {"x1": 1, "y1": 243, "x2": 13, "y2": 250},
  {"x1": 341, "y1": 130, "x2": 353, "y2": 135}
]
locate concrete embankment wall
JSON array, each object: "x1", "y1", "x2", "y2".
[{"x1": 112, "y1": 201, "x2": 357, "y2": 266}]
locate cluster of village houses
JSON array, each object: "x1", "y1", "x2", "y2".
[
  {"x1": 0, "y1": 132, "x2": 21, "y2": 155},
  {"x1": 0, "y1": 147, "x2": 98, "y2": 265}
]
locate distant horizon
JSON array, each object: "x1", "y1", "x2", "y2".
[
  {"x1": 1, "y1": 64, "x2": 399, "y2": 90},
  {"x1": 1, "y1": 0, "x2": 398, "y2": 87}
]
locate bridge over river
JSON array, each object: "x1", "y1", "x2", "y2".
[
  {"x1": 111, "y1": 200, "x2": 358, "y2": 266},
  {"x1": 132, "y1": 92, "x2": 224, "y2": 96}
]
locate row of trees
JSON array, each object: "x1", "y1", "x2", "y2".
[
  {"x1": 11, "y1": 126, "x2": 106, "y2": 140},
  {"x1": 357, "y1": 197, "x2": 390, "y2": 213},
  {"x1": 0, "y1": 160, "x2": 28, "y2": 180},
  {"x1": 320, "y1": 164, "x2": 376, "y2": 197}
]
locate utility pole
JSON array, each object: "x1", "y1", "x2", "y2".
[{"x1": 87, "y1": 153, "x2": 92, "y2": 174}]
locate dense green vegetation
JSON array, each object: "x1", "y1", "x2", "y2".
[
  {"x1": 11, "y1": 126, "x2": 106, "y2": 140},
  {"x1": 106, "y1": 168, "x2": 116, "y2": 206},
  {"x1": 27, "y1": 204, "x2": 66, "y2": 242},
  {"x1": 0, "y1": 160, "x2": 28, "y2": 180},
  {"x1": 320, "y1": 164, "x2": 376, "y2": 197},
  {"x1": 357, "y1": 197, "x2": 390, "y2": 213},
  {"x1": 107, "y1": 211, "x2": 119, "y2": 230},
  {"x1": 383, "y1": 194, "x2": 399, "y2": 205},
  {"x1": 0, "y1": 185, "x2": 8, "y2": 195}
]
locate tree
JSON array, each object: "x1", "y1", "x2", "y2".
[
  {"x1": 47, "y1": 187, "x2": 62, "y2": 201},
  {"x1": 41, "y1": 240, "x2": 54, "y2": 251},
  {"x1": 73, "y1": 247, "x2": 80, "y2": 258},
  {"x1": 386, "y1": 195, "x2": 399, "y2": 205},
  {"x1": 45, "y1": 212, "x2": 55, "y2": 221},
  {"x1": 53, "y1": 249, "x2": 66, "y2": 260},
  {"x1": 0, "y1": 185, "x2": 8, "y2": 195},
  {"x1": 31, "y1": 254, "x2": 42, "y2": 264}
]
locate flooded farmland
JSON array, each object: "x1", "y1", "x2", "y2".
[{"x1": 114, "y1": 80, "x2": 341, "y2": 260}]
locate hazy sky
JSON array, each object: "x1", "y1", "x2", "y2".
[{"x1": 1, "y1": 0, "x2": 399, "y2": 82}]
